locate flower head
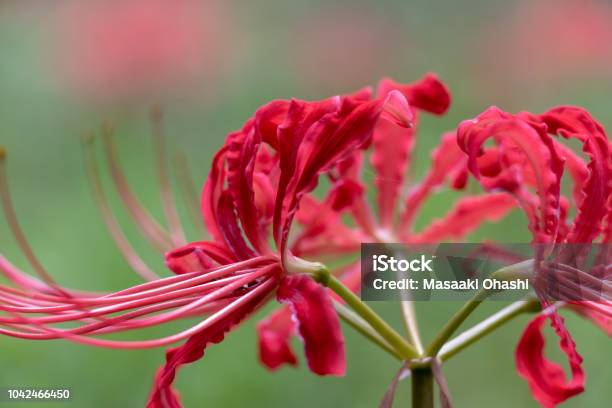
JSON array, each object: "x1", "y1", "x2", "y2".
[
  {"x1": 0, "y1": 81, "x2": 413, "y2": 407},
  {"x1": 457, "y1": 105, "x2": 612, "y2": 407},
  {"x1": 258, "y1": 74, "x2": 520, "y2": 369}
]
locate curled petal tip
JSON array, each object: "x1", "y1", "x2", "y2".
[
  {"x1": 516, "y1": 313, "x2": 585, "y2": 408},
  {"x1": 382, "y1": 90, "x2": 413, "y2": 128}
]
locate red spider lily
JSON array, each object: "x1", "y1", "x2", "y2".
[
  {"x1": 457, "y1": 106, "x2": 612, "y2": 407},
  {"x1": 0, "y1": 84, "x2": 413, "y2": 407},
  {"x1": 257, "y1": 74, "x2": 519, "y2": 370}
]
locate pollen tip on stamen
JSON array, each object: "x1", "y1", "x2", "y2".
[
  {"x1": 101, "y1": 120, "x2": 115, "y2": 136},
  {"x1": 0, "y1": 146, "x2": 6, "y2": 160},
  {"x1": 81, "y1": 132, "x2": 95, "y2": 145},
  {"x1": 150, "y1": 104, "x2": 163, "y2": 122}
]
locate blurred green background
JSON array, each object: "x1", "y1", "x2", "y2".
[{"x1": 0, "y1": 0, "x2": 610, "y2": 407}]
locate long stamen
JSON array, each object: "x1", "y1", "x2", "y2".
[
  {"x1": 173, "y1": 151, "x2": 206, "y2": 236},
  {"x1": 105, "y1": 255, "x2": 272, "y2": 298},
  {"x1": 0, "y1": 267, "x2": 277, "y2": 348},
  {"x1": 0, "y1": 255, "x2": 59, "y2": 294},
  {"x1": 552, "y1": 262, "x2": 612, "y2": 294},
  {"x1": 1, "y1": 272, "x2": 251, "y2": 321},
  {"x1": 0, "y1": 257, "x2": 272, "y2": 317},
  {"x1": 101, "y1": 123, "x2": 173, "y2": 252},
  {"x1": 0, "y1": 150, "x2": 68, "y2": 297},
  {"x1": 150, "y1": 106, "x2": 187, "y2": 246},
  {"x1": 1, "y1": 258, "x2": 274, "y2": 324},
  {"x1": 82, "y1": 135, "x2": 159, "y2": 281},
  {"x1": 551, "y1": 267, "x2": 611, "y2": 302}
]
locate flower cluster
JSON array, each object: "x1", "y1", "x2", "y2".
[
  {"x1": 0, "y1": 74, "x2": 610, "y2": 408},
  {"x1": 457, "y1": 106, "x2": 612, "y2": 407}
]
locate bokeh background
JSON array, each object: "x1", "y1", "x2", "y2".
[{"x1": 1, "y1": 0, "x2": 610, "y2": 407}]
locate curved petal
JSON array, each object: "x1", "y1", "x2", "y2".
[
  {"x1": 226, "y1": 125, "x2": 270, "y2": 254},
  {"x1": 399, "y1": 132, "x2": 467, "y2": 233},
  {"x1": 216, "y1": 191, "x2": 257, "y2": 260},
  {"x1": 569, "y1": 301, "x2": 612, "y2": 336},
  {"x1": 457, "y1": 108, "x2": 564, "y2": 243},
  {"x1": 278, "y1": 92, "x2": 411, "y2": 260},
  {"x1": 515, "y1": 313, "x2": 585, "y2": 408},
  {"x1": 410, "y1": 193, "x2": 516, "y2": 243},
  {"x1": 272, "y1": 97, "x2": 341, "y2": 248},
  {"x1": 256, "y1": 306, "x2": 298, "y2": 371},
  {"x1": 536, "y1": 106, "x2": 612, "y2": 244},
  {"x1": 292, "y1": 185, "x2": 363, "y2": 258},
  {"x1": 377, "y1": 73, "x2": 451, "y2": 115},
  {"x1": 277, "y1": 274, "x2": 345, "y2": 376},
  {"x1": 165, "y1": 241, "x2": 234, "y2": 274},
  {"x1": 201, "y1": 146, "x2": 228, "y2": 244},
  {"x1": 371, "y1": 75, "x2": 451, "y2": 227},
  {"x1": 370, "y1": 110, "x2": 416, "y2": 228},
  {"x1": 147, "y1": 275, "x2": 275, "y2": 408},
  {"x1": 333, "y1": 153, "x2": 378, "y2": 236}
]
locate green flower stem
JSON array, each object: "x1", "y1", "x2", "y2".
[
  {"x1": 425, "y1": 287, "x2": 489, "y2": 357},
  {"x1": 412, "y1": 367, "x2": 434, "y2": 408},
  {"x1": 386, "y1": 245, "x2": 424, "y2": 355},
  {"x1": 400, "y1": 300, "x2": 424, "y2": 355},
  {"x1": 438, "y1": 298, "x2": 540, "y2": 361},
  {"x1": 316, "y1": 270, "x2": 418, "y2": 360},
  {"x1": 334, "y1": 301, "x2": 403, "y2": 360}
]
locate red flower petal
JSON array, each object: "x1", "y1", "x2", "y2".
[
  {"x1": 399, "y1": 132, "x2": 467, "y2": 232},
  {"x1": 536, "y1": 106, "x2": 612, "y2": 244},
  {"x1": 292, "y1": 180, "x2": 363, "y2": 257},
  {"x1": 278, "y1": 92, "x2": 410, "y2": 259},
  {"x1": 371, "y1": 75, "x2": 451, "y2": 227},
  {"x1": 165, "y1": 241, "x2": 234, "y2": 274},
  {"x1": 256, "y1": 306, "x2": 298, "y2": 371},
  {"x1": 333, "y1": 153, "x2": 378, "y2": 236},
  {"x1": 569, "y1": 301, "x2": 612, "y2": 336},
  {"x1": 277, "y1": 274, "x2": 346, "y2": 376},
  {"x1": 216, "y1": 191, "x2": 257, "y2": 260},
  {"x1": 147, "y1": 277, "x2": 273, "y2": 408},
  {"x1": 201, "y1": 146, "x2": 228, "y2": 244},
  {"x1": 410, "y1": 193, "x2": 515, "y2": 243},
  {"x1": 225, "y1": 126, "x2": 269, "y2": 253},
  {"x1": 457, "y1": 108, "x2": 564, "y2": 243},
  {"x1": 370, "y1": 104, "x2": 416, "y2": 228},
  {"x1": 378, "y1": 73, "x2": 451, "y2": 115},
  {"x1": 515, "y1": 313, "x2": 585, "y2": 408},
  {"x1": 253, "y1": 100, "x2": 291, "y2": 149},
  {"x1": 273, "y1": 97, "x2": 341, "y2": 249}
]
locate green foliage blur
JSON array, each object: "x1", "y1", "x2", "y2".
[{"x1": 0, "y1": 1, "x2": 610, "y2": 407}]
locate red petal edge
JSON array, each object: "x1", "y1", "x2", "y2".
[
  {"x1": 146, "y1": 281, "x2": 270, "y2": 408},
  {"x1": 277, "y1": 274, "x2": 346, "y2": 376},
  {"x1": 515, "y1": 313, "x2": 585, "y2": 408},
  {"x1": 256, "y1": 306, "x2": 298, "y2": 371}
]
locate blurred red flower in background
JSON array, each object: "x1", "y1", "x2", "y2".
[
  {"x1": 52, "y1": 0, "x2": 231, "y2": 102},
  {"x1": 288, "y1": 7, "x2": 409, "y2": 91},
  {"x1": 476, "y1": 0, "x2": 612, "y2": 99}
]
